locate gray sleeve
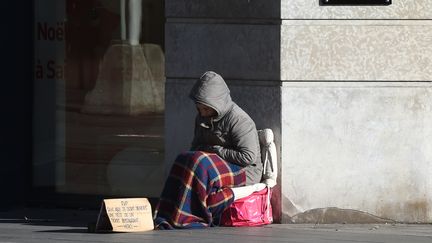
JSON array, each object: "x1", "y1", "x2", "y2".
[{"x1": 215, "y1": 118, "x2": 258, "y2": 167}]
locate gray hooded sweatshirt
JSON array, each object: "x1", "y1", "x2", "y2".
[{"x1": 189, "y1": 71, "x2": 263, "y2": 185}]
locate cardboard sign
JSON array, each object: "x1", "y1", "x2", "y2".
[{"x1": 95, "y1": 198, "x2": 154, "y2": 232}]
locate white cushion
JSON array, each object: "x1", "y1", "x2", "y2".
[{"x1": 258, "y1": 129, "x2": 278, "y2": 188}]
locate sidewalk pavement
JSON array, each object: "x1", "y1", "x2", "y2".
[{"x1": 1, "y1": 207, "x2": 431, "y2": 243}]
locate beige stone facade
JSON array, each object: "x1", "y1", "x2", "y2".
[{"x1": 164, "y1": 0, "x2": 432, "y2": 223}]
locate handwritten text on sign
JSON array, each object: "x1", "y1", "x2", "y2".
[{"x1": 101, "y1": 198, "x2": 153, "y2": 232}]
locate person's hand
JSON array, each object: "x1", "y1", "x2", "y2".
[
  {"x1": 196, "y1": 145, "x2": 222, "y2": 154},
  {"x1": 209, "y1": 145, "x2": 222, "y2": 153}
]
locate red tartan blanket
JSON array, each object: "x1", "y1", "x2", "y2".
[{"x1": 154, "y1": 151, "x2": 246, "y2": 229}]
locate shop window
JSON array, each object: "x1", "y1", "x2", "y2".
[{"x1": 33, "y1": 0, "x2": 165, "y2": 197}]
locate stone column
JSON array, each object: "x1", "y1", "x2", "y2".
[{"x1": 280, "y1": 0, "x2": 432, "y2": 223}]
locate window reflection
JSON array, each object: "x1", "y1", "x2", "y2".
[{"x1": 33, "y1": 0, "x2": 165, "y2": 197}]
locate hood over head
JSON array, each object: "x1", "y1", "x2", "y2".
[{"x1": 189, "y1": 71, "x2": 233, "y2": 120}]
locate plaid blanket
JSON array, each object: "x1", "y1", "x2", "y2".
[{"x1": 154, "y1": 151, "x2": 246, "y2": 229}]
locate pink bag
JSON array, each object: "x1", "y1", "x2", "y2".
[{"x1": 220, "y1": 187, "x2": 273, "y2": 227}]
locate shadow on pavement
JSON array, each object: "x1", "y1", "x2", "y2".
[
  {"x1": 0, "y1": 207, "x2": 99, "y2": 228},
  {"x1": 36, "y1": 229, "x2": 90, "y2": 233}
]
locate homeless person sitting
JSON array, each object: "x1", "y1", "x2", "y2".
[{"x1": 154, "y1": 71, "x2": 266, "y2": 229}]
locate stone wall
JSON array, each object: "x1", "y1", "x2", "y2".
[
  {"x1": 164, "y1": 0, "x2": 432, "y2": 223},
  {"x1": 164, "y1": 0, "x2": 283, "y2": 222},
  {"x1": 280, "y1": 1, "x2": 432, "y2": 223}
]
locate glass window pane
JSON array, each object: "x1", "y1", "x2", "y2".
[{"x1": 33, "y1": 0, "x2": 165, "y2": 198}]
